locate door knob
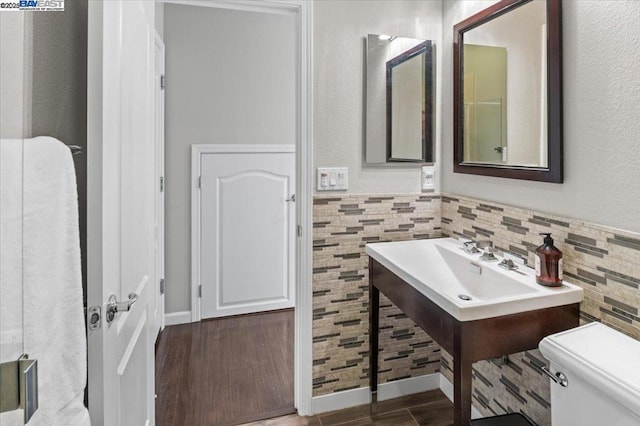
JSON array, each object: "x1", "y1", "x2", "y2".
[
  {"x1": 285, "y1": 194, "x2": 295, "y2": 202},
  {"x1": 106, "y1": 293, "x2": 138, "y2": 323}
]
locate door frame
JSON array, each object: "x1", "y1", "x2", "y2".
[
  {"x1": 160, "y1": 0, "x2": 313, "y2": 415},
  {"x1": 154, "y1": 30, "x2": 166, "y2": 333}
]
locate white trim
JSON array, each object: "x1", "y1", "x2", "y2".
[
  {"x1": 439, "y1": 374, "x2": 483, "y2": 419},
  {"x1": 159, "y1": 0, "x2": 298, "y2": 16},
  {"x1": 311, "y1": 373, "x2": 441, "y2": 415},
  {"x1": 311, "y1": 374, "x2": 485, "y2": 418},
  {"x1": 153, "y1": 29, "x2": 166, "y2": 332},
  {"x1": 190, "y1": 146, "x2": 202, "y2": 323},
  {"x1": 164, "y1": 311, "x2": 192, "y2": 327},
  {"x1": 378, "y1": 374, "x2": 441, "y2": 399},
  {"x1": 311, "y1": 388, "x2": 369, "y2": 416},
  {"x1": 192, "y1": 144, "x2": 295, "y2": 155},
  {"x1": 294, "y1": 0, "x2": 314, "y2": 416}
]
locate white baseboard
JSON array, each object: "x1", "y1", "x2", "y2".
[
  {"x1": 439, "y1": 374, "x2": 483, "y2": 419},
  {"x1": 311, "y1": 386, "x2": 369, "y2": 415},
  {"x1": 311, "y1": 373, "x2": 485, "y2": 418},
  {"x1": 164, "y1": 310, "x2": 192, "y2": 326},
  {"x1": 378, "y1": 374, "x2": 441, "y2": 400},
  {"x1": 311, "y1": 373, "x2": 441, "y2": 414}
]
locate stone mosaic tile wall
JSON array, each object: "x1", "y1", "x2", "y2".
[
  {"x1": 312, "y1": 194, "x2": 443, "y2": 396},
  {"x1": 440, "y1": 194, "x2": 640, "y2": 426},
  {"x1": 312, "y1": 191, "x2": 640, "y2": 423}
]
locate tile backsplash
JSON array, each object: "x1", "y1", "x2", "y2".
[
  {"x1": 439, "y1": 194, "x2": 640, "y2": 425},
  {"x1": 313, "y1": 194, "x2": 442, "y2": 395},
  {"x1": 440, "y1": 194, "x2": 640, "y2": 340},
  {"x1": 312, "y1": 192, "x2": 640, "y2": 425}
]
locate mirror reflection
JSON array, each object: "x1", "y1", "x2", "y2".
[
  {"x1": 463, "y1": 1, "x2": 547, "y2": 167},
  {"x1": 462, "y1": 0, "x2": 547, "y2": 167},
  {"x1": 365, "y1": 34, "x2": 433, "y2": 164}
]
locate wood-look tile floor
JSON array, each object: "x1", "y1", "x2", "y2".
[
  {"x1": 156, "y1": 309, "x2": 295, "y2": 426},
  {"x1": 240, "y1": 390, "x2": 453, "y2": 426},
  {"x1": 156, "y1": 309, "x2": 453, "y2": 426}
]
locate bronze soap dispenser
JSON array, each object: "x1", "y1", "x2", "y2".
[{"x1": 535, "y1": 233, "x2": 563, "y2": 286}]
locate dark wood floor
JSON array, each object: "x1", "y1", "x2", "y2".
[
  {"x1": 156, "y1": 309, "x2": 295, "y2": 426},
  {"x1": 156, "y1": 309, "x2": 454, "y2": 426},
  {"x1": 240, "y1": 390, "x2": 453, "y2": 426}
]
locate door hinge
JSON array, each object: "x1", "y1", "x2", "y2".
[
  {"x1": 160, "y1": 278, "x2": 165, "y2": 295},
  {"x1": 198, "y1": 176, "x2": 201, "y2": 189},
  {"x1": 198, "y1": 285, "x2": 202, "y2": 298},
  {"x1": 160, "y1": 176, "x2": 164, "y2": 192},
  {"x1": 297, "y1": 225, "x2": 302, "y2": 238},
  {"x1": 0, "y1": 355, "x2": 38, "y2": 423},
  {"x1": 160, "y1": 75, "x2": 166, "y2": 90}
]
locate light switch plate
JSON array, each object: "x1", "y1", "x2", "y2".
[
  {"x1": 421, "y1": 165, "x2": 436, "y2": 190},
  {"x1": 317, "y1": 167, "x2": 348, "y2": 191}
]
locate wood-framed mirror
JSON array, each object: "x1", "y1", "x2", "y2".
[
  {"x1": 386, "y1": 40, "x2": 432, "y2": 162},
  {"x1": 365, "y1": 34, "x2": 434, "y2": 165},
  {"x1": 453, "y1": 0, "x2": 563, "y2": 183}
]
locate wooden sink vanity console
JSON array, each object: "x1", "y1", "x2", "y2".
[{"x1": 368, "y1": 258, "x2": 580, "y2": 426}]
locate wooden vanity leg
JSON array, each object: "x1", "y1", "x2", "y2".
[
  {"x1": 369, "y1": 258, "x2": 379, "y2": 416},
  {"x1": 453, "y1": 326, "x2": 473, "y2": 426}
]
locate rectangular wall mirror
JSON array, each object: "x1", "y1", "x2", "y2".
[
  {"x1": 454, "y1": 0, "x2": 563, "y2": 182},
  {"x1": 365, "y1": 34, "x2": 434, "y2": 165}
]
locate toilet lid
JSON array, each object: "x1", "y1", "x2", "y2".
[{"x1": 539, "y1": 322, "x2": 640, "y2": 418}]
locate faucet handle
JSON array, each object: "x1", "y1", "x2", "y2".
[
  {"x1": 463, "y1": 241, "x2": 480, "y2": 254},
  {"x1": 503, "y1": 252, "x2": 525, "y2": 266},
  {"x1": 498, "y1": 258, "x2": 518, "y2": 271},
  {"x1": 480, "y1": 250, "x2": 498, "y2": 261}
]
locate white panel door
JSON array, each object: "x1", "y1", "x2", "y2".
[
  {"x1": 200, "y1": 149, "x2": 295, "y2": 318},
  {"x1": 87, "y1": 1, "x2": 156, "y2": 425}
]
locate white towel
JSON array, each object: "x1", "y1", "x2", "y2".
[
  {"x1": 0, "y1": 139, "x2": 25, "y2": 363},
  {"x1": 16, "y1": 136, "x2": 89, "y2": 426}
]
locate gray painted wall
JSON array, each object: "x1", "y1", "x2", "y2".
[
  {"x1": 314, "y1": 0, "x2": 443, "y2": 194},
  {"x1": 164, "y1": 4, "x2": 296, "y2": 313},
  {"x1": 0, "y1": 4, "x2": 87, "y2": 294},
  {"x1": 442, "y1": 0, "x2": 640, "y2": 233},
  {"x1": 0, "y1": 12, "x2": 31, "y2": 139},
  {"x1": 31, "y1": 0, "x2": 88, "y2": 293},
  {"x1": 155, "y1": 2, "x2": 164, "y2": 39}
]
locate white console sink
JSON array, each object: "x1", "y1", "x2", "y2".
[{"x1": 365, "y1": 237, "x2": 584, "y2": 321}]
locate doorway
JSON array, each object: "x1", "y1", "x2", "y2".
[{"x1": 158, "y1": 0, "x2": 313, "y2": 423}]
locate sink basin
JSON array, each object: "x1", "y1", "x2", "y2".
[{"x1": 365, "y1": 237, "x2": 584, "y2": 321}]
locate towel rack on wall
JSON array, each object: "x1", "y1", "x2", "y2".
[{"x1": 67, "y1": 145, "x2": 82, "y2": 156}]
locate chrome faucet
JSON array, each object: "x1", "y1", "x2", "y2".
[
  {"x1": 473, "y1": 240, "x2": 498, "y2": 261},
  {"x1": 498, "y1": 258, "x2": 519, "y2": 271},
  {"x1": 480, "y1": 248, "x2": 498, "y2": 262},
  {"x1": 463, "y1": 241, "x2": 480, "y2": 254}
]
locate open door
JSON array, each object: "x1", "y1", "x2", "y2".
[{"x1": 87, "y1": 1, "x2": 157, "y2": 424}]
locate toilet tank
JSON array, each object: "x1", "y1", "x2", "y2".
[{"x1": 539, "y1": 322, "x2": 640, "y2": 426}]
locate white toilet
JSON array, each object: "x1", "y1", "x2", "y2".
[{"x1": 539, "y1": 322, "x2": 640, "y2": 426}]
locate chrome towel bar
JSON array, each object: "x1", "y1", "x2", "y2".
[{"x1": 67, "y1": 145, "x2": 82, "y2": 155}]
